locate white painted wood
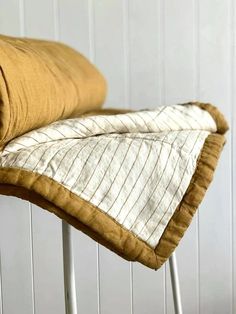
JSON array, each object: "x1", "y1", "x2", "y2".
[
  {"x1": 99, "y1": 247, "x2": 132, "y2": 314},
  {"x1": 198, "y1": 163, "x2": 232, "y2": 314},
  {"x1": 58, "y1": 0, "x2": 90, "y2": 54},
  {"x1": 0, "y1": 2, "x2": 34, "y2": 314},
  {"x1": 92, "y1": 0, "x2": 127, "y2": 108},
  {"x1": 128, "y1": 0, "x2": 161, "y2": 109},
  {"x1": 92, "y1": 2, "x2": 133, "y2": 313},
  {"x1": 21, "y1": 1, "x2": 66, "y2": 313},
  {"x1": 163, "y1": 1, "x2": 200, "y2": 313},
  {"x1": 73, "y1": 232, "x2": 99, "y2": 314},
  {"x1": 58, "y1": 2, "x2": 100, "y2": 313},
  {"x1": 0, "y1": 253, "x2": 3, "y2": 314},
  {"x1": 127, "y1": 2, "x2": 165, "y2": 314},
  {"x1": 0, "y1": 252, "x2": 3, "y2": 314},
  {"x1": 0, "y1": 1, "x2": 235, "y2": 313},
  {"x1": 0, "y1": 0, "x2": 20, "y2": 36},
  {"x1": 133, "y1": 264, "x2": 165, "y2": 314},
  {"x1": 232, "y1": 2, "x2": 236, "y2": 311},
  {"x1": 24, "y1": 0, "x2": 54, "y2": 39},
  {"x1": 30, "y1": 206, "x2": 65, "y2": 314},
  {"x1": 198, "y1": 1, "x2": 232, "y2": 314},
  {"x1": 0, "y1": 197, "x2": 34, "y2": 314},
  {"x1": 231, "y1": 2, "x2": 236, "y2": 313},
  {"x1": 163, "y1": 0, "x2": 196, "y2": 105}
]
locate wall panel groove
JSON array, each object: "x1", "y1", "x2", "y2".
[
  {"x1": 88, "y1": 2, "x2": 101, "y2": 314},
  {"x1": 0, "y1": 2, "x2": 34, "y2": 313},
  {"x1": 198, "y1": 1, "x2": 232, "y2": 313},
  {"x1": 19, "y1": 2, "x2": 36, "y2": 312},
  {"x1": 122, "y1": 2, "x2": 134, "y2": 312},
  {"x1": 28, "y1": 207, "x2": 36, "y2": 314},
  {"x1": 53, "y1": 0, "x2": 60, "y2": 41},
  {"x1": 0, "y1": 254, "x2": 3, "y2": 314},
  {"x1": 230, "y1": 0, "x2": 236, "y2": 312},
  {"x1": 194, "y1": 0, "x2": 200, "y2": 313},
  {"x1": 122, "y1": 0, "x2": 130, "y2": 108}
]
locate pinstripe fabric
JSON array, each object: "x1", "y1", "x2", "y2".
[{"x1": 0, "y1": 104, "x2": 216, "y2": 248}]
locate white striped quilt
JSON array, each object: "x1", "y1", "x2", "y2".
[{"x1": 0, "y1": 104, "x2": 217, "y2": 248}]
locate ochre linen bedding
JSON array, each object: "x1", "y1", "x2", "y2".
[
  {"x1": 0, "y1": 102, "x2": 228, "y2": 269},
  {"x1": 0, "y1": 34, "x2": 106, "y2": 148}
]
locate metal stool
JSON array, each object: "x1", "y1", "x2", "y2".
[{"x1": 62, "y1": 220, "x2": 183, "y2": 314}]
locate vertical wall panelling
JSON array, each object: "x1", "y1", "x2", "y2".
[
  {"x1": 160, "y1": 2, "x2": 168, "y2": 313},
  {"x1": 233, "y1": 83, "x2": 236, "y2": 312},
  {"x1": 233, "y1": 119, "x2": 236, "y2": 314},
  {"x1": 0, "y1": 254, "x2": 3, "y2": 314},
  {"x1": 58, "y1": 1, "x2": 100, "y2": 313},
  {"x1": 28, "y1": 207, "x2": 35, "y2": 314},
  {"x1": 92, "y1": 1, "x2": 132, "y2": 314},
  {"x1": 0, "y1": 0, "x2": 20, "y2": 35},
  {"x1": 92, "y1": 0, "x2": 127, "y2": 108},
  {"x1": 28, "y1": 206, "x2": 65, "y2": 314},
  {"x1": 24, "y1": 0, "x2": 55, "y2": 38},
  {"x1": 161, "y1": 1, "x2": 169, "y2": 313},
  {"x1": 0, "y1": 1, "x2": 34, "y2": 313},
  {"x1": 194, "y1": 1, "x2": 201, "y2": 313},
  {"x1": 0, "y1": 1, "x2": 235, "y2": 313},
  {"x1": 123, "y1": 2, "x2": 134, "y2": 313},
  {"x1": 53, "y1": 0, "x2": 60, "y2": 41},
  {"x1": 58, "y1": 0, "x2": 100, "y2": 313},
  {"x1": 58, "y1": 0, "x2": 90, "y2": 54},
  {"x1": 73, "y1": 230, "x2": 99, "y2": 314},
  {"x1": 88, "y1": 2, "x2": 102, "y2": 313},
  {"x1": 128, "y1": 1, "x2": 165, "y2": 314},
  {"x1": 123, "y1": 0, "x2": 130, "y2": 109},
  {"x1": 133, "y1": 264, "x2": 165, "y2": 314},
  {"x1": 164, "y1": 0, "x2": 199, "y2": 313},
  {"x1": 0, "y1": 197, "x2": 34, "y2": 314},
  {"x1": 199, "y1": 0, "x2": 232, "y2": 313},
  {"x1": 23, "y1": 1, "x2": 66, "y2": 313},
  {"x1": 129, "y1": 0, "x2": 161, "y2": 109},
  {"x1": 19, "y1": 2, "x2": 36, "y2": 313},
  {"x1": 231, "y1": 0, "x2": 236, "y2": 312}
]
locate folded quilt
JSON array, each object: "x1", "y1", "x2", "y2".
[{"x1": 0, "y1": 102, "x2": 228, "y2": 269}]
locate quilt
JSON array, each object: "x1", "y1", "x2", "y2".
[{"x1": 0, "y1": 102, "x2": 228, "y2": 269}]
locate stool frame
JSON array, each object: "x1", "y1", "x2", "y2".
[{"x1": 62, "y1": 220, "x2": 183, "y2": 314}]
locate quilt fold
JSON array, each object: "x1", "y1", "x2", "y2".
[{"x1": 0, "y1": 102, "x2": 228, "y2": 269}]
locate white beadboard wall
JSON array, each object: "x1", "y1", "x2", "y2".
[{"x1": 0, "y1": 1, "x2": 235, "y2": 314}]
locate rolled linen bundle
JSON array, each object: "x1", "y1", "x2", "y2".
[{"x1": 0, "y1": 34, "x2": 107, "y2": 147}]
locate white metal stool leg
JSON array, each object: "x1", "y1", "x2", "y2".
[
  {"x1": 169, "y1": 252, "x2": 183, "y2": 314},
  {"x1": 62, "y1": 219, "x2": 182, "y2": 314},
  {"x1": 62, "y1": 220, "x2": 78, "y2": 314}
]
